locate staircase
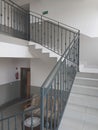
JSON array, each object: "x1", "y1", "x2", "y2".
[
  {"x1": 0, "y1": 0, "x2": 80, "y2": 130},
  {"x1": 29, "y1": 41, "x2": 61, "y2": 61},
  {"x1": 59, "y1": 72, "x2": 98, "y2": 130}
]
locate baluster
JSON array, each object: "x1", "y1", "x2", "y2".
[
  {"x1": 50, "y1": 22, "x2": 52, "y2": 49},
  {"x1": 50, "y1": 84, "x2": 53, "y2": 130},
  {"x1": 8, "y1": 118, "x2": 10, "y2": 130},
  {"x1": 61, "y1": 28, "x2": 63, "y2": 55},
  {"x1": 11, "y1": 6, "x2": 13, "y2": 29},
  {"x1": 47, "y1": 21, "x2": 49, "y2": 47},
  {"x1": 31, "y1": 15, "x2": 33, "y2": 41},
  {"x1": 15, "y1": 115, "x2": 17, "y2": 130},
  {"x1": 0, "y1": 0, "x2": 2, "y2": 25},
  {"x1": 1, "y1": 112, "x2": 3, "y2": 130},
  {"x1": 4, "y1": 1, "x2": 6, "y2": 27},
  {"x1": 43, "y1": 20, "x2": 45, "y2": 46},
  {"x1": 31, "y1": 111, "x2": 33, "y2": 130},
  {"x1": 7, "y1": 3, "x2": 10, "y2": 32},
  {"x1": 22, "y1": 112, "x2": 25, "y2": 130},
  {"x1": 37, "y1": 18, "x2": 40, "y2": 43},
  {"x1": 46, "y1": 94, "x2": 49, "y2": 130},
  {"x1": 40, "y1": 87, "x2": 44, "y2": 130},
  {"x1": 57, "y1": 22, "x2": 59, "y2": 53},
  {"x1": 53, "y1": 77, "x2": 57, "y2": 130},
  {"x1": 54, "y1": 24, "x2": 55, "y2": 52},
  {"x1": 35, "y1": 16, "x2": 36, "y2": 42}
]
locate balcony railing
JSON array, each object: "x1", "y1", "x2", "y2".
[
  {"x1": 0, "y1": 0, "x2": 29, "y2": 40},
  {"x1": 29, "y1": 11, "x2": 79, "y2": 55}
]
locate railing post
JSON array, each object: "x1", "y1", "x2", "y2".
[
  {"x1": 77, "y1": 30, "x2": 80, "y2": 72},
  {"x1": 1, "y1": 112, "x2": 3, "y2": 130},
  {"x1": 27, "y1": 12, "x2": 30, "y2": 41},
  {"x1": 0, "y1": 0, "x2": 2, "y2": 25},
  {"x1": 40, "y1": 87, "x2": 44, "y2": 130},
  {"x1": 41, "y1": 15, "x2": 43, "y2": 45}
]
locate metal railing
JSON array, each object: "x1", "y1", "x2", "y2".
[
  {"x1": 0, "y1": 0, "x2": 29, "y2": 40},
  {"x1": 0, "y1": 96, "x2": 41, "y2": 130},
  {"x1": 0, "y1": 30, "x2": 79, "y2": 130},
  {"x1": 0, "y1": 0, "x2": 79, "y2": 55},
  {"x1": 0, "y1": 1, "x2": 80, "y2": 130},
  {"x1": 40, "y1": 31, "x2": 79, "y2": 130},
  {"x1": 29, "y1": 11, "x2": 79, "y2": 55}
]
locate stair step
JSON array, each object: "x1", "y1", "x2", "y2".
[
  {"x1": 59, "y1": 117, "x2": 84, "y2": 130},
  {"x1": 59, "y1": 117, "x2": 98, "y2": 130},
  {"x1": 68, "y1": 93, "x2": 98, "y2": 109},
  {"x1": 65, "y1": 103, "x2": 98, "y2": 122},
  {"x1": 72, "y1": 85, "x2": 98, "y2": 97},
  {"x1": 76, "y1": 72, "x2": 98, "y2": 79},
  {"x1": 59, "y1": 72, "x2": 98, "y2": 130},
  {"x1": 74, "y1": 78, "x2": 98, "y2": 87},
  {"x1": 29, "y1": 41, "x2": 60, "y2": 60}
]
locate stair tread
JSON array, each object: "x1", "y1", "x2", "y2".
[
  {"x1": 59, "y1": 72, "x2": 98, "y2": 130},
  {"x1": 74, "y1": 78, "x2": 98, "y2": 87},
  {"x1": 76, "y1": 72, "x2": 98, "y2": 79},
  {"x1": 73, "y1": 84, "x2": 98, "y2": 88},
  {"x1": 59, "y1": 117, "x2": 98, "y2": 130},
  {"x1": 69, "y1": 93, "x2": 98, "y2": 109},
  {"x1": 67, "y1": 103, "x2": 98, "y2": 115}
]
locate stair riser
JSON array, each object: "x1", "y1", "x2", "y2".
[
  {"x1": 76, "y1": 72, "x2": 98, "y2": 79},
  {"x1": 74, "y1": 78, "x2": 98, "y2": 87},
  {"x1": 68, "y1": 93, "x2": 98, "y2": 109},
  {"x1": 71, "y1": 86, "x2": 98, "y2": 97},
  {"x1": 64, "y1": 108, "x2": 98, "y2": 125}
]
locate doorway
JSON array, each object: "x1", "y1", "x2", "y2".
[{"x1": 20, "y1": 68, "x2": 30, "y2": 99}]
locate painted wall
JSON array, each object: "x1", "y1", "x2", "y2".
[
  {"x1": 80, "y1": 34, "x2": 98, "y2": 72},
  {"x1": 29, "y1": 0, "x2": 98, "y2": 72},
  {"x1": 30, "y1": 0, "x2": 98, "y2": 37},
  {"x1": 0, "y1": 42, "x2": 32, "y2": 58},
  {"x1": 0, "y1": 58, "x2": 30, "y2": 105},
  {"x1": 30, "y1": 58, "x2": 57, "y2": 87}
]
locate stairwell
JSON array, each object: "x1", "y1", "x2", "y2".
[
  {"x1": 0, "y1": 0, "x2": 80, "y2": 130},
  {"x1": 59, "y1": 72, "x2": 98, "y2": 130}
]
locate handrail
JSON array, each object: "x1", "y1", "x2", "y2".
[
  {"x1": 29, "y1": 12, "x2": 79, "y2": 55},
  {"x1": 0, "y1": 0, "x2": 29, "y2": 40},
  {"x1": 40, "y1": 31, "x2": 80, "y2": 130},
  {"x1": 30, "y1": 11, "x2": 79, "y2": 33},
  {"x1": 3, "y1": 0, "x2": 28, "y2": 13},
  {"x1": 41, "y1": 33, "x2": 79, "y2": 90},
  {"x1": 0, "y1": 1, "x2": 80, "y2": 130}
]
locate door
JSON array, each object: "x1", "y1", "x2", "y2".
[{"x1": 20, "y1": 68, "x2": 30, "y2": 99}]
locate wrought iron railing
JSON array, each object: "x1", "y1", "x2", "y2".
[
  {"x1": 40, "y1": 31, "x2": 79, "y2": 130},
  {"x1": 0, "y1": 31, "x2": 79, "y2": 130},
  {"x1": 0, "y1": 0, "x2": 79, "y2": 55},
  {"x1": 0, "y1": 96, "x2": 41, "y2": 130},
  {"x1": 29, "y1": 11, "x2": 79, "y2": 55},
  {"x1": 0, "y1": 0, "x2": 29, "y2": 40},
  {"x1": 0, "y1": 1, "x2": 80, "y2": 130}
]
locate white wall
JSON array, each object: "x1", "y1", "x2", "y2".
[
  {"x1": 80, "y1": 34, "x2": 98, "y2": 72},
  {"x1": 30, "y1": 58, "x2": 57, "y2": 87},
  {"x1": 0, "y1": 42, "x2": 33, "y2": 58},
  {"x1": 29, "y1": 0, "x2": 98, "y2": 72},
  {"x1": 30, "y1": 0, "x2": 98, "y2": 37},
  {"x1": 0, "y1": 58, "x2": 30, "y2": 105},
  {"x1": 0, "y1": 58, "x2": 30, "y2": 85}
]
